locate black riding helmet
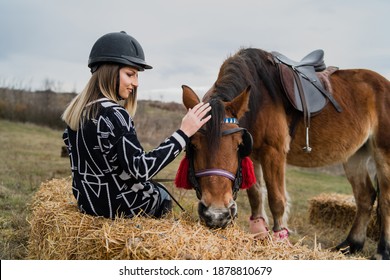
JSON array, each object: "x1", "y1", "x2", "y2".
[{"x1": 88, "y1": 31, "x2": 153, "y2": 73}]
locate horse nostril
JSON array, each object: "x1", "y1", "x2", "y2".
[
  {"x1": 198, "y1": 201, "x2": 207, "y2": 212},
  {"x1": 229, "y1": 206, "x2": 236, "y2": 217},
  {"x1": 227, "y1": 201, "x2": 238, "y2": 218},
  {"x1": 197, "y1": 201, "x2": 208, "y2": 219}
]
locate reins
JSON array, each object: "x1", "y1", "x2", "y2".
[{"x1": 154, "y1": 180, "x2": 186, "y2": 212}]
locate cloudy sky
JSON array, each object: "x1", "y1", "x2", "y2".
[{"x1": 0, "y1": 0, "x2": 389, "y2": 102}]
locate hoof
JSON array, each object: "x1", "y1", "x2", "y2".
[
  {"x1": 370, "y1": 253, "x2": 389, "y2": 260},
  {"x1": 273, "y1": 228, "x2": 291, "y2": 245},
  {"x1": 249, "y1": 216, "x2": 269, "y2": 239},
  {"x1": 372, "y1": 238, "x2": 390, "y2": 260},
  {"x1": 370, "y1": 252, "x2": 390, "y2": 260},
  {"x1": 334, "y1": 239, "x2": 364, "y2": 255},
  {"x1": 370, "y1": 253, "x2": 384, "y2": 260}
]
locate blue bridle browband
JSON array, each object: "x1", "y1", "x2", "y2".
[{"x1": 223, "y1": 117, "x2": 239, "y2": 124}]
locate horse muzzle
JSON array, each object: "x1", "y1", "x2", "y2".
[{"x1": 198, "y1": 200, "x2": 237, "y2": 229}]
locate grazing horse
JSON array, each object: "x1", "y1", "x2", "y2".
[{"x1": 178, "y1": 48, "x2": 390, "y2": 260}]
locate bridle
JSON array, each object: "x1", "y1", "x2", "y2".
[{"x1": 187, "y1": 118, "x2": 253, "y2": 200}]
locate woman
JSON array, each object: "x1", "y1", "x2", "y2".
[{"x1": 62, "y1": 31, "x2": 211, "y2": 219}]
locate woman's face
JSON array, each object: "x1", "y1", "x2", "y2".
[{"x1": 118, "y1": 66, "x2": 139, "y2": 99}]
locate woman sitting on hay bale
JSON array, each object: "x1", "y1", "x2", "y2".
[{"x1": 61, "y1": 31, "x2": 211, "y2": 219}]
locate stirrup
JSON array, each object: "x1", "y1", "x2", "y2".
[{"x1": 303, "y1": 126, "x2": 312, "y2": 153}]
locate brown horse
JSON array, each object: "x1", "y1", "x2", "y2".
[{"x1": 179, "y1": 48, "x2": 390, "y2": 260}]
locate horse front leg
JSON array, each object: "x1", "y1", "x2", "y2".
[
  {"x1": 260, "y1": 146, "x2": 289, "y2": 239},
  {"x1": 247, "y1": 160, "x2": 269, "y2": 238}
]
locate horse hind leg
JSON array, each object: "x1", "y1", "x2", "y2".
[
  {"x1": 336, "y1": 144, "x2": 377, "y2": 254},
  {"x1": 372, "y1": 148, "x2": 390, "y2": 260}
]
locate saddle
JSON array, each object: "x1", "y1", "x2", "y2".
[{"x1": 272, "y1": 49, "x2": 342, "y2": 152}]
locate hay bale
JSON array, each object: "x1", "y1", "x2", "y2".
[
  {"x1": 28, "y1": 177, "x2": 349, "y2": 260},
  {"x1": 308, "y1": 193, "x2": 379, "y2": 240}
]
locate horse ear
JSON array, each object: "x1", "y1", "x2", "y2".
[
  {"x1": 225, "y1": 85, "x2": 251, "y2": 119},
  {"x1": 182, "y1": 85, "x2": 200, "y2": 109}
]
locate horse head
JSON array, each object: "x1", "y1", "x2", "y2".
[{"x1": 176, "y1": 85, "x2": 255, "y2": 228}]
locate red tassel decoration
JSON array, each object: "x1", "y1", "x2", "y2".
[
  {"x1": 241, "y1": 157, "x2": 256, "y2": 189},
  {"x1": 174, "y1": 156, "x2": 192, "y2": 189}
]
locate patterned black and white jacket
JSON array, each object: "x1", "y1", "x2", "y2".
[{"x1": 63, "y1": 98, "x2": 188, "y2": 218}]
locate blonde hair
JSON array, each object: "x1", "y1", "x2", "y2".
[{"x1": 62, "y1": 64, "x2": 137, "y2": 130}]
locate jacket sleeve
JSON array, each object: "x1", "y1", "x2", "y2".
[
  {"x1": 99, "y1": 106, "x2": 189, "y2": 182},
  {"x1": 117, "y1": 128, "x2": 188, "y2": 182}
]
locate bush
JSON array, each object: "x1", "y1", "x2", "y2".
[{"x1": 0, "y1": 88, "x2": 185, "y2": 147}]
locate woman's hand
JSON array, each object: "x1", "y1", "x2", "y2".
[{"x1": 180, "y1": 102, "x2": 212, "y2": 137}]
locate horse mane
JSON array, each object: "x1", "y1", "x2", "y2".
[
  {"x1": 204, "y1": 98, "x2": 224, "y2": 155},
  {"x1": 214, "y1": 48, "x2": 279, "y2": 105},
  {"x1": 203, "y1": 48, "x2": 280, "y2": 154}
]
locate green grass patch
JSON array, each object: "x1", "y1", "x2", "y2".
[
  {"x1": 286, "y1": 167, "x2": 351, "y2": 210},
  {"x1": 0, "y1": 120, "x2": 70, "y2": 259}
]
